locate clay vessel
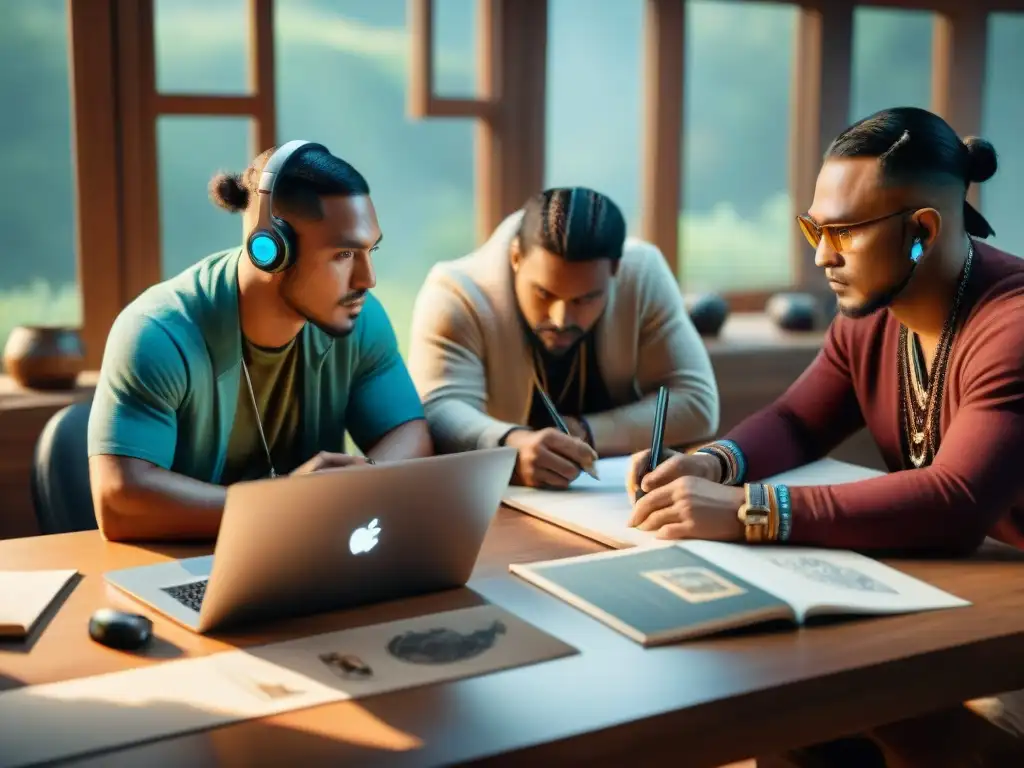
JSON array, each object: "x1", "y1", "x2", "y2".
[{"x1": 2, "y1": 326, "x2": 86, "y2": 390}]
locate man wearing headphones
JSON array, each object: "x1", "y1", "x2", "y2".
[
  {"x1": 624, "y1": 108, "x2": 1024, "y2": 764},
  {"x1": 87, "y1": 141, "x2": 432, "y2": 543}
]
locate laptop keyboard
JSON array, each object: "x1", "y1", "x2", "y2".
[{"x1": 161, "y1": 580, "x2": 208, "y2": 612}]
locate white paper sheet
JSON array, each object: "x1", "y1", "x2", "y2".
[
  {"x1": 502, "y1": 456, "x2": 885, "y2": 549},
  {"x1": 0, "y1": 569, "x2": 78, "y2": 637},
  {"x1": 0, "y1": 604, "x2": 576, "y2": 768},
  {"x1": 684, "y1": 540, "x2": 970, "y2": 621}
]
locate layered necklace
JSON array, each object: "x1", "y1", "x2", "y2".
[
  {"x1": 531, "y1": 341, "x2": 588, "y2": 416},
  {"x1": 897, "y1": 240, "x2": 974, "y2": 469}
]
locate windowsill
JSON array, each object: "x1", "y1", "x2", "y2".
[
  {"x1": 0, "y1": 313, "x2": 825, "y2": 408},
  {"x1": 0, "y1": 371, "x2": 98, "y2": 412},
  {"x1": 703, "y1": 312, "x2": 825, "y2": 355},
  {"x1": 0, "y1": 314, "x2": 825, "y2": 409}
]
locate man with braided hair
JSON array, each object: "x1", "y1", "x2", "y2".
[{"x1": 408, "y1": 187, "x2": 719, "y2": 489}]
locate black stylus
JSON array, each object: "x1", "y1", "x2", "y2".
[{"x1": 634, "y1": 386, "x2": 669, "y2": 501}]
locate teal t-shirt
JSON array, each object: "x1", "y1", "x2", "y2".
[{"x1": 87, "y1": 248, "x2": 425, "y2": 484}]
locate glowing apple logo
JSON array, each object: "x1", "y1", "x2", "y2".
[{"x1": 349, "y1": 518, "x2": 381, "y2": 555}]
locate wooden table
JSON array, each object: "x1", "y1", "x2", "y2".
[{"x1": 3, "y1": 509, "x2": 1024, "y2": 767}]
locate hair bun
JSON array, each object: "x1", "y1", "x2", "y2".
[
  {"x1": 963, "y1": 137, "x2": 998, "y2": 184},
  {"x1": 208, "y1": 171, "x2": 249, "y2": 212}
]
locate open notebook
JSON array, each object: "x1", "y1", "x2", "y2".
[
  {"x1": 502, "y1": 456, "x2": 885, "y2": 548},
  {"x1": 510, "y1": 541, "x2": 969, "y2": 646}
]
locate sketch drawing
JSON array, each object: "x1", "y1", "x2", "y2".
[
  {"x1": 642, "y1": 566, "x2": 747, "y2": 604},
  {"x1": 765, "y1": 555, "x2": 898, "y2": 594},
  {"x1": 217, "y1": 662, "x2": 307, "y2": 702},
  {"x1": 319, "y1": 652, "x2": 375, "y2": 680},
  {"x1": 255, "y1": 682, "x2": 306, "y2": 700},
  {"x1": 387, "y1": 620, "x2": 507, "y2": 665}
]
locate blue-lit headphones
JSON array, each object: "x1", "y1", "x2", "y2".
[
  {"x1": 245, "y1": 139, "x2": 329, "y2": 273},
  {"x1": 910, "y1": 237, "x2": 923, "y2": 263}
]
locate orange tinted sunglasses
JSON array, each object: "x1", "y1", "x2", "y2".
[{"x1": 796, "y1": 209, "x2": 909, "y2": 254}]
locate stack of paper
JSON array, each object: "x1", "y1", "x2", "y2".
[{"x1": 0, "y1": 569, "x2": 78, "y2": 638}]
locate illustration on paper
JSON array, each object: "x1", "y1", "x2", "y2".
[
  {"x1": 386, "y1": 620, "x2": 507, "y2": 665},
  {"x1": 765, "y1": 554, "x2": 898, "y2": 594},
  {"x1": 318, "y1": 652, "x2": 375, "y2": 680}
]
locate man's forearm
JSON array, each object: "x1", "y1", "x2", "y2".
[
  {"x1": 424, "y1": 398, "x2": 522, "y2": 452},
  {"x1": 366, "y1": 418, "x2": 434, "y2": 462},
  {"x1": 94, "y1": 460, "x2": 227, "y2": 543}
]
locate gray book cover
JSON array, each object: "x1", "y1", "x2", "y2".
[{"x1": 512, "y1": 545, "x2": 793, "y2": 645}]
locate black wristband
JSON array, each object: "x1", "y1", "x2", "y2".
[{"x1": 697, "y1": 447, "x2": 729, "y2": 483}]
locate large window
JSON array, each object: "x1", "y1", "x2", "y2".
[
  {"x1": 0, "y1": 0, "x2": 80, "y2": 359},
  {"x1": 679, "y1": 1, "x2": 797, "y2": 294},
  {"x1": 982, "y1": 13, "x2": 1024, "y2": 258},
  {"x1": 154, "y1": 0, "x2": 250, "y2": 95},
  {"x1": 276, "y1": 0, "x2": 477, "y2": 356},
  {"x1": 153, "y1": 0, "x2": 256, "y2": 279},
  {"x1": 544, "y1": 0, "x2": 643, "y2": 232},
  {"x1": 158, "y1": 117, "x2": 254, "y2": 278},
  {"x1": 850, "y1": 8, "x2": 934, "y2": 122}
]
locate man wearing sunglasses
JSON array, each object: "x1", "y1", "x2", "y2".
[{"x1": 624, "y1": 106, "x2": 1024, "y2": 764}]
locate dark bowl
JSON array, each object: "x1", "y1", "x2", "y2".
[
  {"x1": 684, "y1": 292, "x2": 730, "y2": 337},
  {"x1": 766, "y1": 292, "x2": 819, "y2": 332},
  {"x1": 2, "y1": 325, "x2": 86, "y2": 390}
]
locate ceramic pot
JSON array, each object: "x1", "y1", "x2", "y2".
[
  {"x1": 684, "y1": 292, "x2": 729, "y2": 337},
  {"x1": 766, "y1": 292, "x2": 818, "y2": 332},
  {"x1": 2, "y1": 326, "x2": 86, "y2": 390}
]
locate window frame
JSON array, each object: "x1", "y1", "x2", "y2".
[{"x1": 67, "y1": 0, "x2": 1004, "y2": 368}]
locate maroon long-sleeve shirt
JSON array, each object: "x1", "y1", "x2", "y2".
[{"x1": 724, "y1": 240, "x2": 1024, "y2": 552}]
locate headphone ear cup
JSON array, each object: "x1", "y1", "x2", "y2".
[
  {"x1": 272, "y1": 216, "x2": 298, "y2": 271},
  {"x1": 246, "y1": 227, "x2": 287, "y2": 273}
]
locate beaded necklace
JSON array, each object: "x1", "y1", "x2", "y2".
[{"x1": 896, "y1": 240, "x2": 974, "y2": 468}]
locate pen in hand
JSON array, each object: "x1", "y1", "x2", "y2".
[
  {"x1": 633, "y1": 386, "x2": 669, "y2": 502},
  {"x1": 535, "y1": 385, "x2": 600, "y2": 481}
]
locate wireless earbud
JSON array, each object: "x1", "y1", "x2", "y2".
[{"x1": 910, "y1": 237, "x2": 923, "y2": 264}]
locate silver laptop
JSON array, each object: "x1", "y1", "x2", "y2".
[{"x1": 104, "y1": 447, "x2": 517, "y2": 634}]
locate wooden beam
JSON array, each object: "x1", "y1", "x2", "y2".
[
  {"x1": 427, "y1": 97, "x2": 493, "y2": 120},
  {"x1": 115, "y1": 0, "x2": 161, "y2": 302},
  {"x1": 153, "y1": 94, "x2": 261, "y2": 115},
  {"x1": 931, "y1": 6, "x2": 989, "y2": 210},
  {"x1": 249, "y1": 0, "x2": 276, "y2": 154},
  {"x1": 708, "y1": 0, "x2": 1019, "y2": 12},
  {"x1": 474, "y1": 0, "x2": 548, "y2": 243},
  {"x1": 788, "y1": 0, "x2": 853, "y2": 291},
  {"x1": 408, "y1": 0, "x2": 434, "y2": 118},
  {"x1": 68, "y1": 0, "x2": 124, "y2": 369},
  {"x1": 640, "y1": 0, "x2": 685, "y2": 273}
]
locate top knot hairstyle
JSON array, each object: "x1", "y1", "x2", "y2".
[
  {"x1": 826, "y1": 106, "x2": 998, "y2": 238},
  {"x1": 517, "y1": 187, "x2": 627, "y2": 262},
  {"x1": 208, "y1": 144, "x2": 370, "y2": 220}
]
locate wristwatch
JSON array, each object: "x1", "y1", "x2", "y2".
[{"x1": 738, "y1": 483, "x2": 772, "y2": 543}]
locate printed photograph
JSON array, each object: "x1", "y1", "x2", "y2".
[{"x1": 641, "y1": 566, "x2": 747, "y2": 604}]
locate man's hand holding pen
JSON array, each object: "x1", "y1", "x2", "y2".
[
  {"x1": 625, "y1": 449, "x2": 746, "y2": 541},
  {"x1": 504, "y1": 427, "x2": 599, "y2": 489}
]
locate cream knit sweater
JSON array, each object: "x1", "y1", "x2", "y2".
[{"x1": 407, "y1": 210, "x2": 720, "y2": 455}]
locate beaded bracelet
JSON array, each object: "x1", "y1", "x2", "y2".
[
  {"x1": 696, "y1": 439, "x2": 746, "y2": 485},
  {"x1": 739, "y1": 483, "x2": 792, "y2": 543}
]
